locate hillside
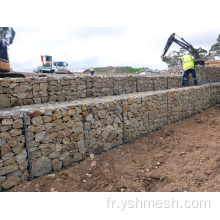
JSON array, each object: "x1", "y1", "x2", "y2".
[{"x1": 84, "y1": 66, "x2": 142, "y2": 74}]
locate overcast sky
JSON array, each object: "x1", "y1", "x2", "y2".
[{"x1": 3, "y1": 0, "x2": 220, "y2": 72}]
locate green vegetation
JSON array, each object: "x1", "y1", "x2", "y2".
[{"x1": 94, "y1": 66, "x2": 142, "y2": 74}]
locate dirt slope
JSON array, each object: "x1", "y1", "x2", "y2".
[{"x1": 10, "y1": 105, "x2": 220, "y2": 192}]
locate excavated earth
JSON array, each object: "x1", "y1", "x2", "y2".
[{"x1": 10, "y1": 105, "x2": 220, "y2": 192}]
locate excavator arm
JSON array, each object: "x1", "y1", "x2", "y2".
[{"x1": 161, "y1": 33, "x2": 204, "y2": 65}]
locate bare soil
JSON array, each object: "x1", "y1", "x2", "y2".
[{"x1": 10, "y1": 105, "x2": 220, "y2": 192}]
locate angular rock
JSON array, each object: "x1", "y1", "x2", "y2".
[
  {"x1": 32, "y1": 156, "x2": 52, "y2": 177},
  {"x1": 52, "y1": 158, "x2": 62, "y2": 171},
  {"x1": 12, "y1": 143, "x2": 24, "y2": 155},
  {"x1": 21, "y1": 171, "x2": 29, "y2": 182},
  {"x1": 1, "y1": 177, "x2": 21, "y2": 190},
  {"x1": 2, "y1": 152, "x2": 14, "y2": 161},
  {"x1": 52, "y1": 110, "x2": 62, "y2": 120},
  {"x1": 10, "y1": 129, "x2": 22, "y2": 137},
  {"x1": 13, "y1": 119, "x2": 23, "y2": 129},
  {"x1": 49, "y1": 152, "x2": 60, "y2": 159},
  {"x1": 2, "y1": 118, "x2": 13, "y2": 126},
  {"x1": 0, "y1": 176, "x2": 6, "y2": 184},
  {"x1": 0, "y1": 163, "x2": 18, "y2": 176},
  {"x1": 7, "y1": 136, "x2": 20, "y2": 147},
  {"x1": 31, "y1": 116, "x2": 43, "y2": 126},
  {"x1": 35, "y1": 131, "x2": 46, "y2": 142},
  {"x1": 0, "y1": 94, "x2": 10, "y2": 108},
  {"x1": 7, "y1": 170, "x2": 22, "y2": 180},
  {"x1": 16, "y1": 149, "x2": 27, "y2": 164},
  {"x1": 19, "y1": 160, "x2": 28, "y2": 171},
  {"x1": 1, "y1": 144, "x2": 11, "y2": 156},
  {"x1": 59, "y1": 152, "x2": 69, "y2": 161},
  {"x1": 63, "y1": 156, "x2": 74, "y2": 167},
  {"x1": 3, "y1": 157, "x2": 16, "y2": 166}
]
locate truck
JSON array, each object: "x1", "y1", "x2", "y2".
[
  {"x1": 37, "y1": 55, "x2": 72, "y2": 74},
  {"x1": 53, "y1": 60, "x2": 72, "y2": 74}
]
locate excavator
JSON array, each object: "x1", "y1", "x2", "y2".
[
  {"x1": 0, "y1": 31, "x2": 25, "y2": 78},
  {"x1": 161, "y1": 33, "x2": 205, "y2": 66}
]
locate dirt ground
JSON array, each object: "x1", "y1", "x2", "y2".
[{"x1": 10, "y1": 105, "x2": 220, "y2": 192}]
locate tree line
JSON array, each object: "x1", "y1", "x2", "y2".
[{"x1": 167, "y1": 34, "x2": 220, "y2": 67}]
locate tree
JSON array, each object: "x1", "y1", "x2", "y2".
[
  {"x1": 167, "y1": 48, "x2": 188, "y2": 67},
  {"x1": 0, "y1": 27, "x2": 16, "y2": 46},
  {"x1": 208, "y1": 34, "x2": 220, "y2": 59},
  {"x1": 167, "y1": 46, "x2": 210, "y2": 67},
  {"x1": 196, "y1": 47, "x2": 207, "y2": 58}
]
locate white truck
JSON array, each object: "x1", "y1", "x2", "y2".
[
  {"x1": 53, "y1": 61, "x2": 72, "y2": 74},
  {"x1": 36, "y1": 55, "x2": 73, "y2": 75}
]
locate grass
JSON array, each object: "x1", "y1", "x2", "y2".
[{"x1": 94, "y1": 66, "x2": 143, "y2": 74}]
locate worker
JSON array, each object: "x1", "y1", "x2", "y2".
[
  {"x1": 181, "y1": 54, "x2": 197, "y2": 86},
  {"x1": 89, "y1": 67, "x2": 95, "y2": 76}
]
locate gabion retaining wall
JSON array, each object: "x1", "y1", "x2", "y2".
[
  {"x1": 0, "y1": 113, "x2": 29, "y2": 190},
  {"x1": 1, "y1": 66, "x2": 220, "y2": 109},
  {"x1": 1, "y1": 83, "x2": 220, "y2": 190}
]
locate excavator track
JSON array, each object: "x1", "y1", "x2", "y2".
[{"x1": 0, "y1": 72, "x2": 25, "y2": 78}]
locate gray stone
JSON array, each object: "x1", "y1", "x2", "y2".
[
  {"x1": 49, "y1": 152, "x2": 60, "y2": 159},
  {"x1": 52, "y1": 158, "x2": 62, "y2": 171},
  {"x1": 0, "y1": 176, "x2": 6, "y2": 184},
  {"x1": 35, "y1": 131, "x2": 46, "y2": 142},
  {"x1": 7, "y1": 170, "x2": 22, "y2": 180},
  {"x1": 31, "y1": 116, "x2": 43, "y2": 126},
  {"x1": 32, "y1": 156, "x2": 52, "y2": 177},
  {"x1": 2, "y1": 152, "x2": 14, "y2": 161},
  {"x1": 13, "y1": 119, "x2": 23, "y2": 129},
  {"x1": 16, "y1": 149, "x2": 27, "y2": 164},
  {"x1": 0, "y1": 163, "x2": 18, "y2": 176},
  {"x1": 0, "y1": 94, "x2": 10, "y2": 108},
  {"x1": 2, "y1": 118, "x2": 13, "y2": 126},
  {"x1": 59, "y1": 152, "x2": 69, "y2": 161},
  {"x1": 63, "y1": 156, "x2": 74, "y2": 167},
  {"x1": 10, "y1": 129, "x2": 22, "y2": 137},
  {"x1": 19, "y1": 160, "x2": 28, "y2": 171},
  {"x1": 1, "y1": 178, "x2": 21, "y2": 189}
]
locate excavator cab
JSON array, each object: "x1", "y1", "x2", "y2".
[{"x1": 194, "y1": 59, "x2": 205, "y2": 66}]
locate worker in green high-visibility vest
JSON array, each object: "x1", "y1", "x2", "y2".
[{"x1": 181, "y1": 55, "x2": 197, "y2": 86}]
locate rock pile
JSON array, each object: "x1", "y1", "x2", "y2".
[
  {"x1": 1, "y1": 67, "x2": 220, "y2": 109},
  {"x1": 0, "y1": 113, "x2": 29, "y2": 191}
]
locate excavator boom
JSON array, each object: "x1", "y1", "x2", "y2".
[
  {"x1": 0, "y1": 32, "x2": 10, "y2": 72},
  {"x1": 0, "y1": 30, "x2": 25, "y2": 78},
  {"x1": 161, "y1": 33, "x2": 205, "y2": 65}
]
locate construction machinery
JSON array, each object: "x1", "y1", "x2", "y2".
[
  {"x1": 0, "y1": 32, "x2": 10, "y2": 72},
  {"x1": 37, "y1": 55, "x2": 55, "y2": 73},
  {"x1": 161, "y1": 33, "x2": 205, "y2": 66},
  {"x1": 0, "y1": 31, "x2": 25, "y2": 78},
  {"x1": 53, "y1": 61, "x2": 72, "y2": 74},
  {"x1": 37, "y1": 55, "x2": 72, "y2": 74},
  {"x1": 205, "y1": 60, "x2": 220, "y2": 68}
]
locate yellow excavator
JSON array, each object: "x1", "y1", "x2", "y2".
[
  {"x1": 0, "y1": 32, "x2": 10, "y2": 72},
  {"x1": 0, "y1": 30, "x2": 25, "y2": 78}
]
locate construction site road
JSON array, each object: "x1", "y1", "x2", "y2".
[{"x1": 10, "y1": 105, "x2": 220, "y2": 192}]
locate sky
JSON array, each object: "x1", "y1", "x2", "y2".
[{"x1": 3, "y1": 0, "x2": 220, "y2": 72}]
